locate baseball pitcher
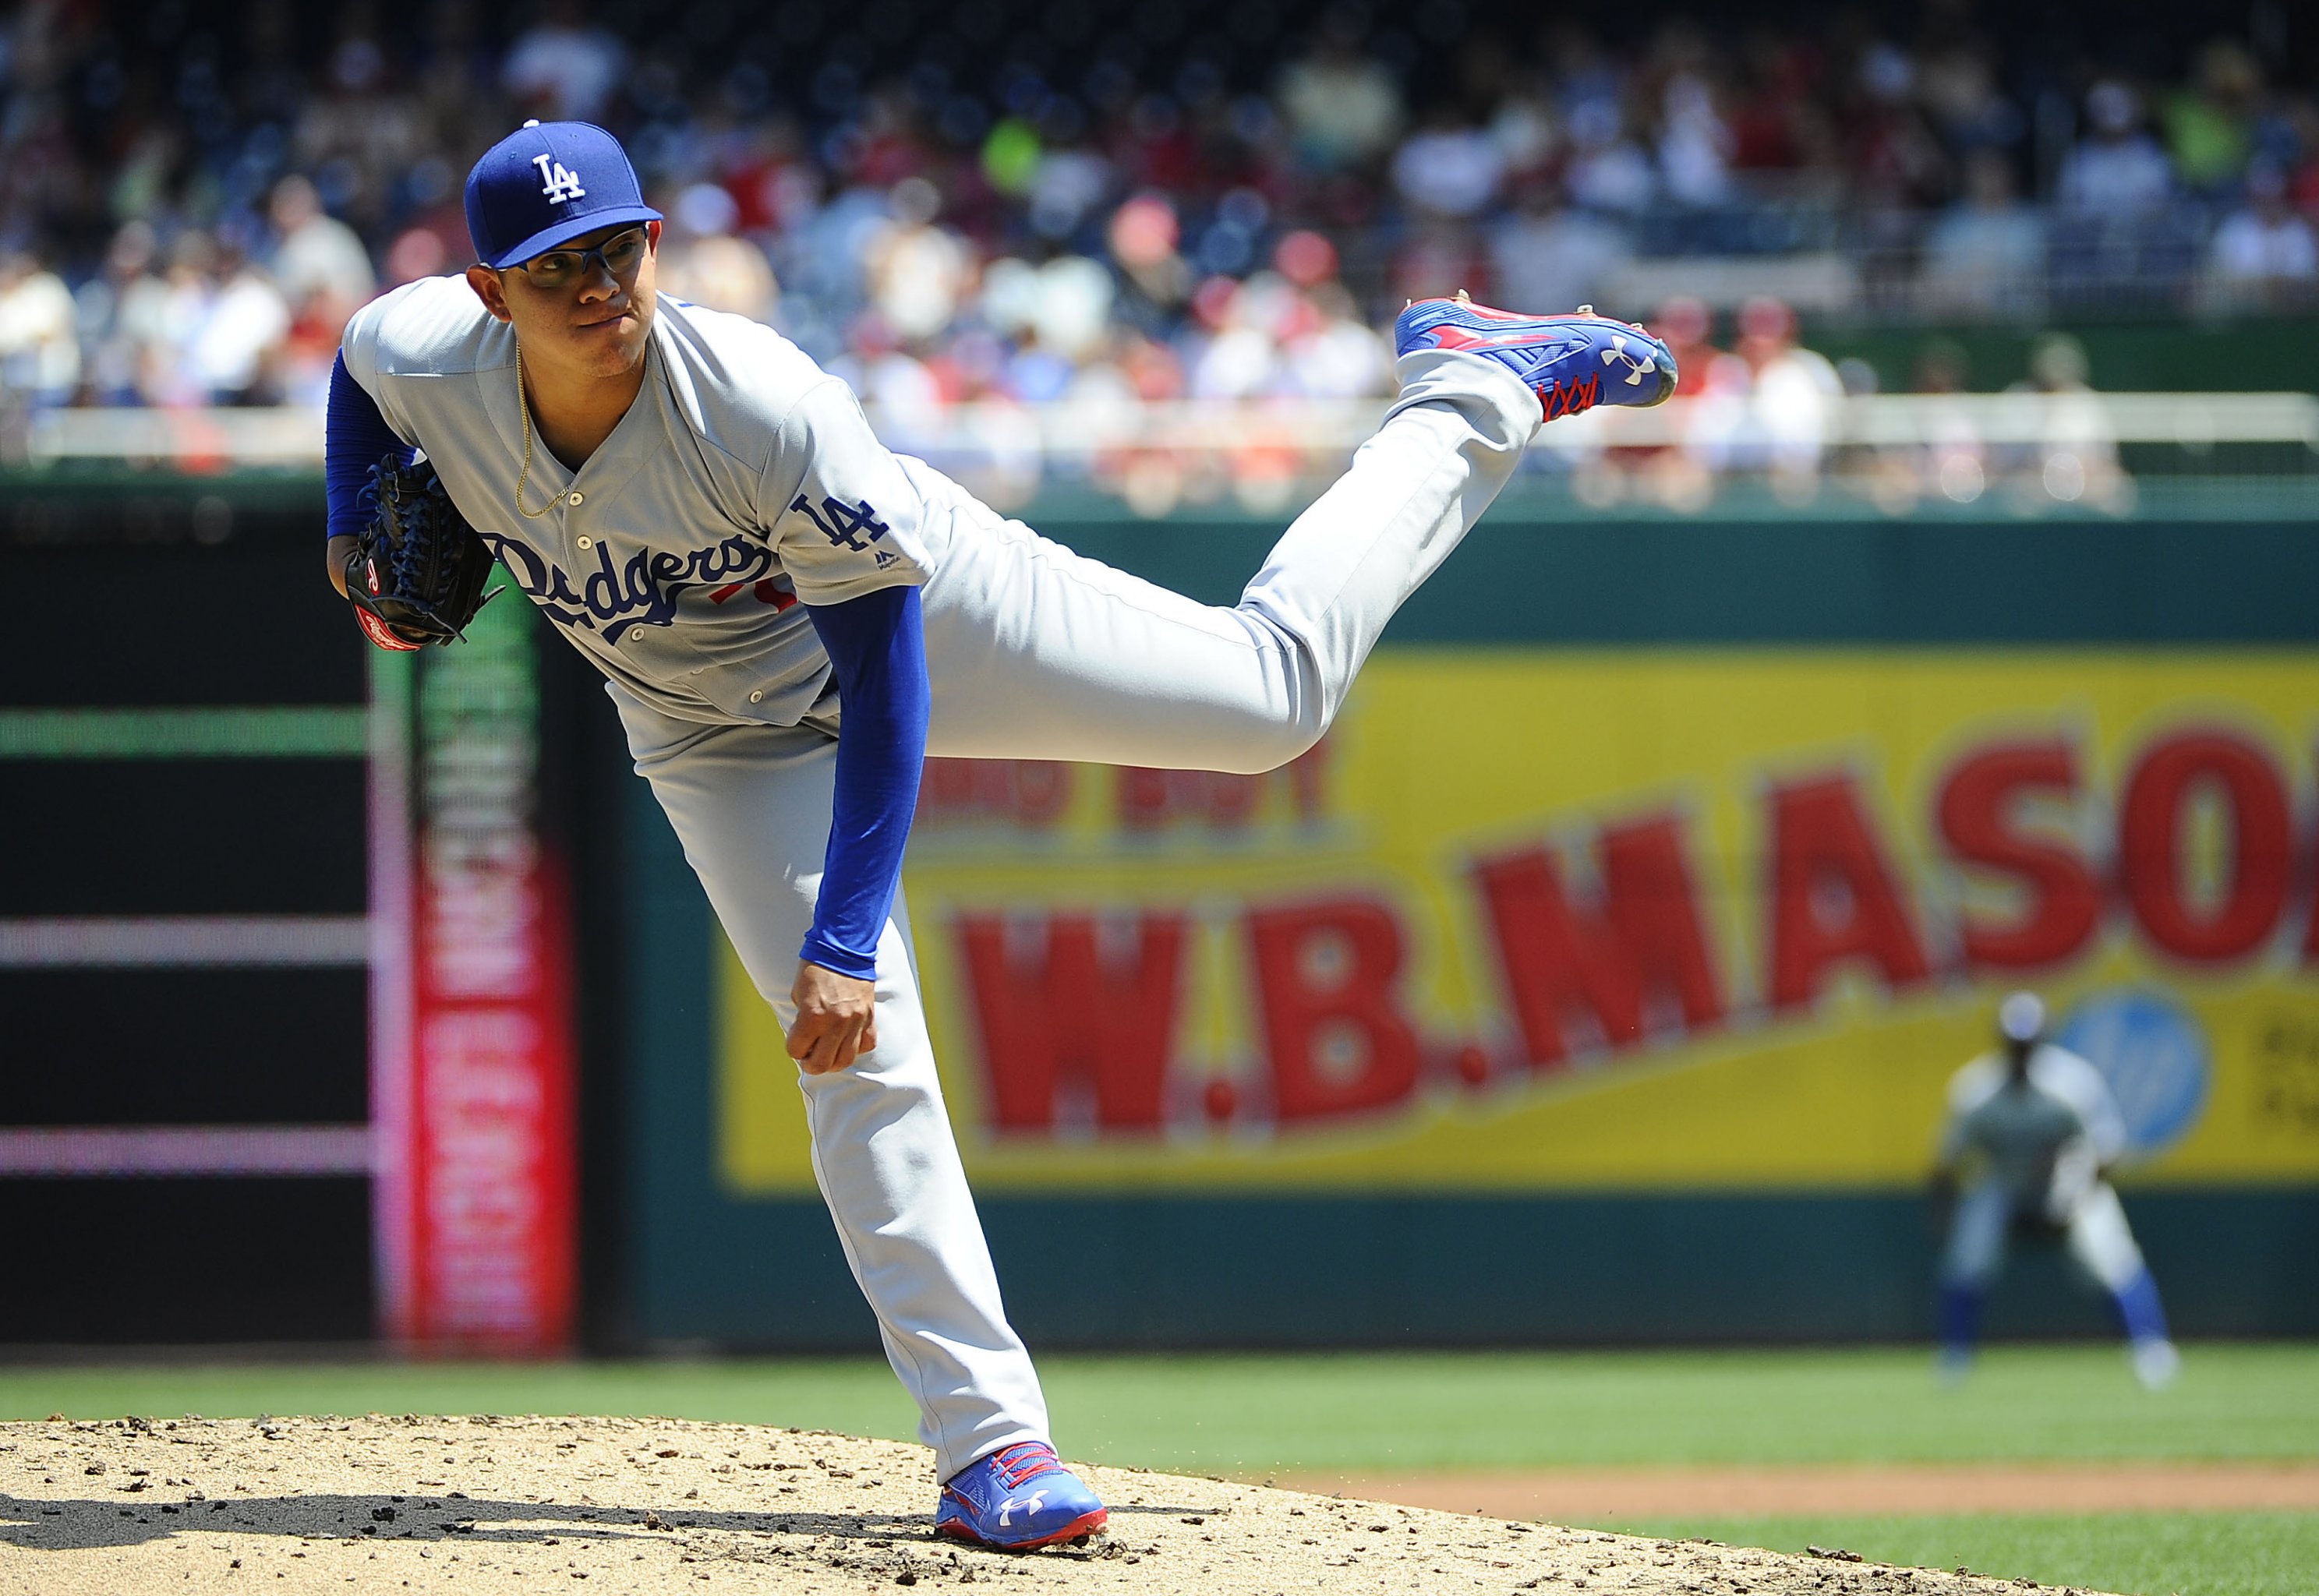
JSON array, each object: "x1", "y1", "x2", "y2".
[{"x1": 325, "y1": 120, "x2": 1677, "y2": 1545}]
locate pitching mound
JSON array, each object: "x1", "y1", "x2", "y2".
[{"x1": 0, "y1": 1415, "x2": 2115, "y2": 1595}]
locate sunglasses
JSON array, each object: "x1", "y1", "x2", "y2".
[{"x1": 507, "y1": 226, "x2": 650, "y2": 290}]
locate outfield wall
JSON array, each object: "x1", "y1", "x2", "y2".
[
  {"x1": 624, "y1": 503, "x2": 2319, "y2": 1348},
  {"x1": 11, "y1": 473, "x2": 2312, "y2": 1349}
]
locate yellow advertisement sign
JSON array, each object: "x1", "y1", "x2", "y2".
[{"x1": 720, "y1": 651, "x2": 2319, "y2": 1193}]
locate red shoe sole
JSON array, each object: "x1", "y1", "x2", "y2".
[{"x1": 936, "y1": 1505, "x2": 1108, "y2": 1551}]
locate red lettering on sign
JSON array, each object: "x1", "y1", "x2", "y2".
[
  {"x1": 1247, "y1": 900, "x2": 1421, "y2": 1123},
  {"x1": 2120, "y1": 729, "x2": 2292, "y2": 962},
  {"x1": 1115, "y1": 739, "x2": 1334, "y2": 832},
  {"x1": 1472, "y1": 814, "x2": 1724, "y2": 1069},
  {"x1": 1286, "y1": 736, "x2": 1332, "y2": 821},
  {"x1": 956, "y1": 913, "x2": 1185, "y2": 1132},
  {"x1": 1936, "y1": 739, "x2": 2102, "y2": 971},
  {"x1": 917, "y1": 759, "x2": 1073, "y2": 828},
  {"x1": 1767, "y1": 773, "x2": 1932, "y2": 1009},
  {"x1": 1118, "y1": 768, "x2": 1264, "y2": 830}
]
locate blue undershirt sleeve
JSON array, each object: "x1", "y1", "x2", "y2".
[
  {"x1": 326, "y1": 351, "x2": 412, "y2": 540},
  {"x1": 798, "y1": 585, "x2": 930, "y2": 981}
]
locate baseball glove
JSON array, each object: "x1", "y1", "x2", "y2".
[{"x1": 342, "y1": 456, "x2": 499, "y2": 651}]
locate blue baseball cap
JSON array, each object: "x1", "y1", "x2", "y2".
[{"x1": 464, "y1": 120, "x2": 663, "y2": 270}]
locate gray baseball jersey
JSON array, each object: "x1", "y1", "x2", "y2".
[
  {"x1": 1939, "y1": 1043, "x2": 2126, "y2": 1206},
  {"x1": 340, "y1": 276, "x2": 932, "y2": 726}
]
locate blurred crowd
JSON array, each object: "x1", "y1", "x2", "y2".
[{"x1": 1, "y1": 0, "x2": 2314, "y2": 479}]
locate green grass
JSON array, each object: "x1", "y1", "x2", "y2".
[
  {"x1": 1034, "y1": 1345, "x2": 2319, "y2": 1474},
  {"x1": 0, "y1": 1345, "x2": 2314, "y2": 1473},
  {"x1": 1614, "y1": 1513, "x2": 2319, "y2": 1596},
  {"x1": 2, "y1": 1347, "x2": 2313, "y2": 1594}
]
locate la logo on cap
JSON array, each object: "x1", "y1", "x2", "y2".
[
  {"x1": 514, "y1": 118, "x2": 586, "y2": 203},
  {"x1": 533, "y1": 152, "x2": 585, "y2": 203}
]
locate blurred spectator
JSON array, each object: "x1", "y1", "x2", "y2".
[
  {"x1": 503, "y1": 0, "x2": 627, "y2": 123},
  {"x1": 1108, "y1": 194, "x2": 1194, "y2": 330},
  {"x1": 292, "y1": 34, "x2": 426, "y2": 236},
  {"x1": 269, "y1": 176, "x2": 377, "y2": 328},
  {"x1": 2204, "y1": 164, "x2": 2319, "y2": 312},
  {"x1": 2010, "y1": 332, "x2": 2126, "y2": 509},
  {"x1": 1909, "y1": 337, "x2": 1989, "y2": 505},
  {"x1": 1188, "y1": 275, "x2": 1288, "y2": 401},
  {"x1": 1022, "y1": 256, "x2": 1116, "y2": 365},
  {"x1": 1653, "y1": 26, "x2": 1737, "y2": 207},
  {"x1": 1488, "y1": 82, "x2": 1559, "y2": 184},
  {"x1": 1651, "y1": 297, "x2": 1722, "y2": 400},
  {"x1": 2058, "y1": 83, "x2": 2176, "y2": 214},
  {"x1": 659, "y1": 184, "x2": 779, "y2": 323},
  {"x1": 2284, "y1": 100, "x2": 2319, "y2": 211},
  {"x1": 1391, "y1": 110, "x2": 1506, "y2": 221},
  {"x1": 0, "y1": 249, "x2": 81, "y2": 408},
  {"x1": 1726, "y1": 31, "x2": 1824, "y2": 176},
  {"x1": 1921, "y1": 152, "x2": 2047, "y2": 316},
  {"x1": 981, "y1": 252, "x2": 1115, "y2": 374},
  {"x1": 1276, "y1": 16, "x2": 1405, "y2": 173},
  {"x1": 1028, "y1": 130, "x2": 1115, "y2": 243},
  {"x1": 2164, "y1": 41, "x2": 2261, "y2": 194},
  {"x1": 1488, "y1": 185, "x2": 1633, "y2": 315},
  {"x1": 1388, "y1": 217, "x2": 1493, "y2": 316},
  {"x1": 1916, "y1": 39, "x2": 2022, "y2": 157},
  {"x1": 1736, "y1": 295, "x2": 1843, "y2": 482},
  {"x1": 1281, "y1": 281, "x2": 1392, "y2": 400},
  {"x1": 72, "y1": 223, "x2": 171, "y2": 406},
  {"x1": 862, "y1": 178, "x2": 973, "y2": 348},
  {"x1": 186, "y1": 238, "x2": 292, "y2": 406},
  {"x1": 1564, "y1": 99, "x2": 1658, "y2": 214}
]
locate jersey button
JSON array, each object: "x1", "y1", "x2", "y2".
[
  {"x1": 574, "y1": 535, "x2": 593, "y2": 550},
  {"x1": 567, "y1": 491, "x2": 585, "y2": 506},
  {"x1": 748, "y1": 690, "x2": 764, "y2": 703}
]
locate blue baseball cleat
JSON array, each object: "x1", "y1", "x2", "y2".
[
  {"x1": 1394, "y1": 294, "x2": 1677, "y2": 420},
  {"x1": 935, "y1": 1441, "x2": 1108, "y2": 1550}
]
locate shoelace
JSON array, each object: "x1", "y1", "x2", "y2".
[{"x1": 984, "y1": 1442, "x2": 1062, "y2": 1491}]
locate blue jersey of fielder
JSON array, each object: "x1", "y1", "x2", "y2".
[{"x1": 338, "y1": 275, "x2": 933, "y2": 727}]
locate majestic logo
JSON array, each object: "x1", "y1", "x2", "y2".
[
  {"x1": 531, "y1": 153, "x2": 586, "y2": 203},
  {"x1": 790, "y1": 494, "x2": 889, "y2": 552}
]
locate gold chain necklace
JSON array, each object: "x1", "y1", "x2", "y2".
[{"x1": 512, "y1": 344, "x2": 561, "y2": 520}]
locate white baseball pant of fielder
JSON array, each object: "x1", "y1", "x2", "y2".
[
  {"x1": 1940, "y1": 1178, "x2": 2151, "y2": 1298},
  {"x1": 613, "y1": 346, "x2": 1538, "y2": 1478}
]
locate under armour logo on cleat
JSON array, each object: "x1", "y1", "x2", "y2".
[
  {"x1": 1602, "y1": 335, "x2": 1653, "y2": 386},
  {"x1": 997, "y1": 1491, "x2": 1047, "y2": 1527},
  {"x1": 532, "y1": 153, "x2": 586, "y2": 203}
]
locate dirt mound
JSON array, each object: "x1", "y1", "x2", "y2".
[{"x1": 0, "y1": 1415, "x2": 2114, "y2": 1595}]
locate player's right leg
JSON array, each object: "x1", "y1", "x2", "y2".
[
  {"x1": 608, "y1": 687, "x2": 1063, "y2": 1495},
  {"x1": 1935, "y1": 1181, "x2": 2010, "y2": 1382},
  {"x1": 910, "y1": 308, "x2": 1672, "y2": 772}
]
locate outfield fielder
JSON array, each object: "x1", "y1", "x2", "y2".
[
  {"x1": 324, "y1": 121, "x2": 1675, "y2": 1546},
  {"x1": 1931, "y1": 992, "x2": 2179, "y2": 1389}
]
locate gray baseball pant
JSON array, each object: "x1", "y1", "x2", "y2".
[{"x1": 612, "y1": 348, "x2": 1537, "y2": 1478}]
